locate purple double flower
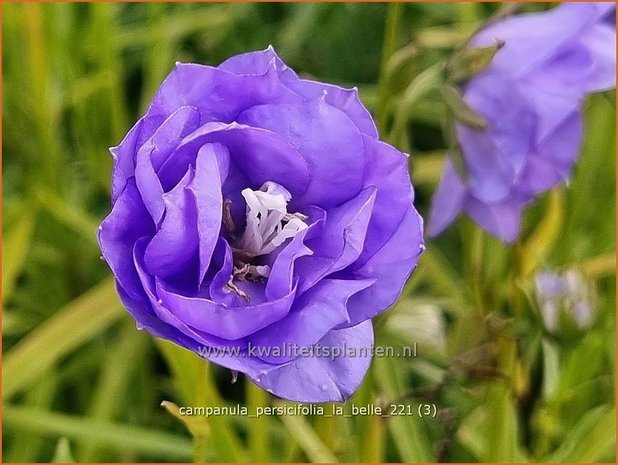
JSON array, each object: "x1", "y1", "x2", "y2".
[{"x1": 98, "y1": 48, "x2": 424, "y2": 402}]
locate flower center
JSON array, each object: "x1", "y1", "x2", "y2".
[
  {"x1": 236, "y1": 181, "x2": 308, "y2": 257},
  {"x1": 227, "y1": 182, "x2": 307, "y2": 289}
]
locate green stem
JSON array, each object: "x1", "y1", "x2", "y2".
[
  {"x1": 192, "y1": 436, "x2": 207, "y2": 464},
  {"x1": 356, "y1": 367, "x2": 384, "y2": 461},
  {"x1": 389, "y1": 62, "x2": 444, "y2": 146},
  {"x1": 192, "y1": 360, "x2": 209, "y2": 463},
  {"x1": 246, "y1": 380, "x2": 270, "y2": 461},
  {"x1": 458, "y1": 2, "x2": 482, "y2": 27},
  {"x1": 461, "y1": 221, "x2": 485, "y2": 315},
  {"x1": 470, "y1": 225, "x2": 485, "y2": 314},
  {"x1": 376, "y1": 2, "x2": 403, "y2": 134}
]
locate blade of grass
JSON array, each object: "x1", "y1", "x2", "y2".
[
  {"x1": 389, "y1": 62, "x2": 444, "y2": 146},
  {"x1": 23, "y1": 2, "x2": 62, "y2": 191},
  {"x1": 4, "y1": 374, "x2": 59, "y2": 462},
  {"x1": 518, "y1": 189, "x2": 564, "y2": 277},
  {"x1": 77, "y1": 323, "x2": 151, "y2": 461},
  {"x1": 376, "y1": 2, "x2": 403, "y2": 133},
  {"x1": 2, "y1": 209, "x2": 36, "y2": 304},
  {"x1": 89, "y1": 3, "x2": 129, "y2": 142},
  {"x1": 246, "y1": 380, "x2": 271, "y2": 461},
  {"x1": 116, "y1": 4, "x2": 236, "y2": 51},
  {"x1": 416, "y1": 248, "x2": 464, "y2": 305},
  {"x1": 2, "y1": 277, "x2": 125, "y2": 399},
  {"x1": 2, "y1": 310, "x2": 33, "y2": 336},
  {"x1": 36, "y1": 189, "x2": 99, "y2": 245},
  {"x1": 352, "y1": 369, "x2": 383, "y2": 462},
  {"x1": 52, "y1": 438, "x2": 75, "y2": 463},
  {"x1": 160, "y1": 401, "x2": 210, "y2": 463},
  {"x1": 156, "y1": 340, "x2": 247, "y2": 462},
  {"x1": 3, "y1": 404, "x2": 192, "y2": 460},
  {"x1": 546, "y1": 405, "x2": 615, "y2": 462},
  {"x1": 277, "y1": 404, "x2": 338, "y2": 463},
  {"x1": 140, "y1": 3, "x2": 176, "y2": 113},
  {"x1": 374, "y1": 356, "x2": 434, "y2": 461}
]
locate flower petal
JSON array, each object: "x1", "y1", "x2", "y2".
[
  {"x1": 473, "y1": 3, "x2": 604, "y2": 77},
  {"x1": 98, "y1": 179, "x2": 154, "y2": 305},
  {"x1": 135, "y1": 106, "x2": 201, "y2": 223},
  {"x1": 189, "y1": 143, "x2": 229, "y2": 284},
  {"x1": 155, "y1": 279, "x2": 297, "y2": 341},
  {"x1": 264, "y1": 230, "x2": 313, "y2": 301},
  {"x1": 516, "y1": 111, "x2": 583, "y2": 197},
  {"x1": 220, "y1": 46, "x2": 378, "y2": 137},
  {"x1": 459, "y1": 74, "x2": 536, "y2": 201},
  {"x1": 159, "y1": 122, "x2": 310, "y2": 198},
  {"x1": 148, "y1": 62, "x2": 302, "y2": 124},
  {"x1": 580, "y1": 22, "x2": 617, "y2": 92},
  {"x1": 144, "y1": 169, "x2": 199, "y2": 280},
  {"x1": 250, "y1": 320, "x2": 374, "y2": 402},
  {"x1": 135, "y1": 238, "x2": 247, "y2": 349},
  {"x1": 355, "y1": 135, "x2": 415, "y2": 264},
  {"x1": 464, "y1": 197, "x2": 525, "y2": 243},
  {"x1": 237, "y1": 98, "x2": 365, "y2": 207},
  {"x1": 250, "y1": 278, "x2": 374, "y2": 364},
  {"x1": 218, "y1": 45, "x2": 297, "y2": 80},
  {"x1": 342, "y1": 206, "x2": 423, "y2": 326},
  {"x1": 295, "y1": 187, "x2": 377, "y2": 293},
  {"x1": 285, "y1": 79, "x2": 379, "y2": 138},
  {"x1": 427, "y1": 161, "x2": 467, "y2": 237}
]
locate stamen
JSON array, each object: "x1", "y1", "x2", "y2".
[
  {"x1": 225, "y1": 279, "x2": 250, "y2": 301},
  {"x1": 283, "y1": 212, "x2": 308, "y2": 222},
  {"x1": 234, "y1": 182, "x2": 308, "y2": 258},
  {"x1": 223, "y1": 198, "x2": 236, "y2": 234},
  {"x1": 224, "y1": 182, "x2": 307, "y2": 300},
  {"x1": 233, "y1": 263, "x2": 271, "y2": 282}
]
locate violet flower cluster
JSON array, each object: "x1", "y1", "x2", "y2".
[
  {"x1": 98, "y1": 48, "x2": 424, "y2": 402},
  {"x1": 429, "y1": 2, "x2": 616, "y2": 242}
]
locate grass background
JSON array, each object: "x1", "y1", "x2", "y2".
[{"x1": 2, "y1": 2, "x2": 616, "y2": 462}]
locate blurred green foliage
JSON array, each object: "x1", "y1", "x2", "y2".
[{"x1": 2, "y1": 2, "x2": 615, "y2": 462}]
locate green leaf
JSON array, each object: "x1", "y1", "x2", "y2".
[
  {"x1": 441, "y1": 111, "x2": 469, "y2": 181},
  {"x1": 4, "y1": 404, "x2": 192, "y2": 460},
  {"x1": 36, "y1": 189, "x2": 99, "y2": 244},
  {"x1": 376, "y1": 2, "x2": 404, "y2": 133},
  {"x1": 416, "y1": 248, "x2": 464, "y2": 305},
  {"x1": 448, "y1": 40, "x2": 504, "y2": 82},
  {"x1": 415, "y1": 26, "x2": 470, "y2": 49},
  {"x1": 277, "y1": 403, "x2": 338, "y2": 462},
  {"x1": 374, "y1": 356, "x2": 434, "y2": 461},
  {"x1": 546, "y1": 405, "x2": 615, "y2": 462},
  {"x1": 518, "y1": 189, "x2": 565, "y2": 277},
  {"x1": 441, "y1": 84, "x2": 487, "y2": 129},
  {"x1": 161, "y1": 400, "x2": 210, "y2": 462},
  {"x1": 5, "y1": 373, "x2": 60, "y2": 462},
  {"x1": 155, "y1": 339, "x2": 247, "y2": 462},
  {"x1": 560, "y1": 93, "x2": 616, "y2": 260},
  {"x1": 2, "y1": 209, "x2": 36, "y2": 303},
  {"x1": 52, "y1": 438, "x2": 75, "y2": 463},
  {"x1": 411, "y1": 151, "x2": 446, "y2": 186},
  {"x1": 2, "y1": 278, "x2": 125, "y2": 399},
  {"x1": 2, "y1": 310, "x2": 33, "y2": 336},
  {"x1": 457, "y1": 340, "x2": 523, "y2": 461},
  {"x1": 390, "y1": 62, "x2": 444, "y2": 145},
  {"x1": 160, "y1": 400, "x2": 210, "y2": 439},
  {"x1": 246, "y1": 380, "x2": 271, "y2": 461},
  {"x1": 78, "y1": 323, "x2": 151, "y2": 461}
]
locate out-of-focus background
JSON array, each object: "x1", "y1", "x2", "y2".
[{"x1": 2, "y1": 2, "x2": 615, "y2": 463}]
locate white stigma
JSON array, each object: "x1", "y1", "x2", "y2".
[{"x1": 235, "y1": 182, "x2": 308, "y2": 258}]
